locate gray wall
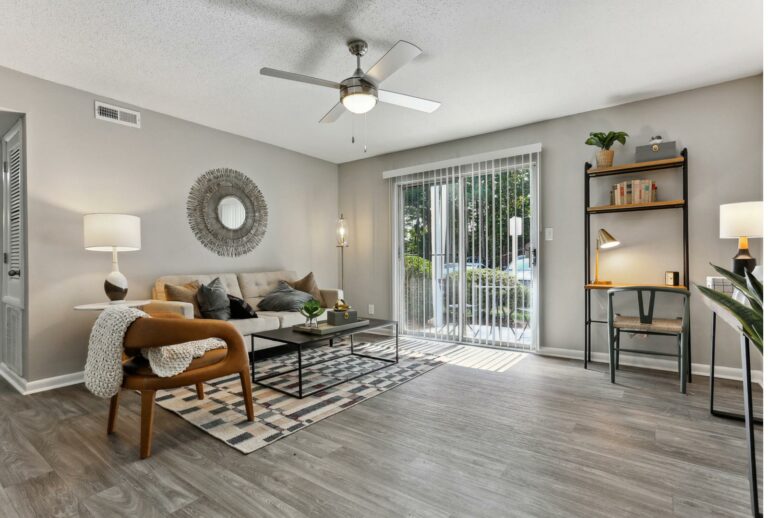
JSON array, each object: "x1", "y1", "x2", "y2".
[
  {"x1": 338, "y1": 76, "x2": 763, "y2": 370},
  {"x1": 0, "y1": 66, "x2": 339, "y2": 381}
]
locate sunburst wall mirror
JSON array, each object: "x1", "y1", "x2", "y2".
[{"x1": 187, "y1": 168, "x2": 268, "y2": 257}]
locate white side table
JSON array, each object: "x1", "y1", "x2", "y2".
[{"x1": 74, "y1": 300, "x2": 151, "y2": 311}]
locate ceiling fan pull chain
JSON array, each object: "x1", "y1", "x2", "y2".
[{"x1": 363, "y1": 113, "x2": 368, "y2": 153}]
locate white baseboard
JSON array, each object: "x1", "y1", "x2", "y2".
[
  {"x1": 0, "y1": 363, "x2": 84, "y2": 395},
  {"x1": 25, "y1": 371, "x2": 85, "y2": 394},
  {"x1": 538, "y1": 347, "x2": 763, "y2": 387},
  {"x1": 0, "y1": 362, "x2": 27, "y2": 394}
]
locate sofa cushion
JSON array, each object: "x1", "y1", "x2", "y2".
[
  {"x1": 237, "y1": 270, "x2": 297, "y2": 309},
  {"x1": 154, "y1": 273, "x2": 242, "y2": 300},
  {"x1": 196, "y1": 278, "x2": 231, "y2": 320},
  {"x1": 257, "y1": 281, "x2": 313, "y2": 312},
  {"x1": 164, "y1": 281, "x2": 202, "y2": 318},
  {"x1": 228, "y1": 316, "x2": 280, "y2": 335},
  {"x1": 228, "y1": 295, "x2": 258, "y2": 319},
  {"x1": 258, "y1": 311, "x2": 304, "y2": 328},
  {"x1": 289, "y1": 272, "x2": 323, "y2": 302},
  {"x1": 259, "y1": 308, "x2": 330, "y2": 328}
]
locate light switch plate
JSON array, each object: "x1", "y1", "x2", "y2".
[
  {"x1": 368, "y1": 304, "x2": 375, "y2": 315},
  {"x1": 544, "y1": 228, "x2": 554, "y2": 241}
]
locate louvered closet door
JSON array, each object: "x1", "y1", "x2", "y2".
[{"x1": 2, "y1": 119, "x2": 25, "y2": 376}]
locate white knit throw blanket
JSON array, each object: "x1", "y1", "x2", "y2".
[{"x1": 85, "y1": 305, "x2": 225, "y2": 398}]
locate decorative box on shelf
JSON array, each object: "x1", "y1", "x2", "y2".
[
  {"x1": 635, "y1": 140, "x2": 677, "y2": 162},
  {"x1": 327, "y1": 309, "x2": 358, "y2": 325}
]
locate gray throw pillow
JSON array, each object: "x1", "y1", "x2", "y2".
[
  {"x1": 196, "y1": 277, "x2": 231, "y2": 320},
  {"x1": 257, "y1": 281, "x2": 313, "y2": 311}
]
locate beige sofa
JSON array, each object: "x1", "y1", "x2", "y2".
[{"x1": 146, "y1": 270, "x2": 342, "y2": 351}]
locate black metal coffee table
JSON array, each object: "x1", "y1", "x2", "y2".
[{"x1": 249, "y1": 318, "x2": 398, "y2": 399}]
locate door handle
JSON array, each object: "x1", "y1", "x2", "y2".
[{"x1": 8, "y1": 269, "x2": 20, "y2": 278}]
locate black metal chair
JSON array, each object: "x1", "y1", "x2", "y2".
[{"x1": 607, "y1": 287, "x2": 690, "y2": 393}]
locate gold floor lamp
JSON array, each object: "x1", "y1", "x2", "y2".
[
  {"x1": 593, "y1": 228, "x2": 620, "y2": 285},
  {"x1": 336, "y1": 213, "x2": 349, "y2": 290}
]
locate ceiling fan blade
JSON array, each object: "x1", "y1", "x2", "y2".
[
  {"x1": 378, "y1": 90, "x2": 441, "y2": 113},
  {"x1": 319, "y1": 102, "x2": 346, "y2": 123},
  {"x1": 365, "y1": 40, "x2": 422, "y2": 84},
  {"x1": 260, "y1": 68, "x2": 340, "y2": 90}
]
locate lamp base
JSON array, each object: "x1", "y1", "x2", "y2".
[
  {"x1": 104, "y1": 270, "x2": 128, "y2": 302},
  {"x1": 732, "y1": 247, "x2": 757, "y2": 276},
  {"x1": 592, "y1": 280, "x2": 612, "y2": 285}
]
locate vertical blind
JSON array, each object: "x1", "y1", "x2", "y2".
[
  {"x1": 6, "y1": 129, "x2": 22, "y2": 274},
  {"x1": 389, "y1": 146, "x2": 539, "y2": 349}
]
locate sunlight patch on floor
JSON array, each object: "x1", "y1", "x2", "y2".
[{"x1": 403, "y1": 339, "x2": 527, "y2": 372}]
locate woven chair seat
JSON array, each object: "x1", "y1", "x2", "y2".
[{"x1": 614, "y1": 315, "x2": 683, "y2": 334}]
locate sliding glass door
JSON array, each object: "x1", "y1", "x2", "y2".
[{"x1": 392, "y1": 149, "x2": 539, "y2": 350}]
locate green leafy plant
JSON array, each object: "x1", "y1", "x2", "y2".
[
  {"x1": 300, "y1": 299, "x2": 324, "y2": 320},
  {"x1": 696, "y1": 264, "x2": 762, "y2": 352},
  {"x1": 584, "y1": 131, "x2": 629, "y2": 150},
  {"x1": 405, "y1": 255, "x2": 432, "y2": 276},
  {"x1": 447, "y1": 268, "x2": 530, "y2": 324}
]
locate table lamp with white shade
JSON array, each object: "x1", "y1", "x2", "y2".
[
  {"x1": 720, "y1": 201, "x2": 762, "y2": 275},
  {"x1": 84, "y1": 214, "x2": 141, "y2": 302}
]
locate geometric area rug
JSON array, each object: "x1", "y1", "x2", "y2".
[{"x1": 153, "y1": 337, "x2": 444, "y2": 454}]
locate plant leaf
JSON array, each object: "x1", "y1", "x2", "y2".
[
  {"x1": 697, "y1": 285, "x2": 763, "y2": 351},
  {"x1": 709, "y1": 263, "x2": 761, "y2": 307},
  {"x1": 604, "y1": 131, "x2": 615, "y2": 149},
  {"x1": 746, "y1": 270, "x2": 763, "y2": 308}
]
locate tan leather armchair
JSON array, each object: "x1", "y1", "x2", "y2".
[{"x1": 108, "y1": 314, "x2": 255, "y2": 458}]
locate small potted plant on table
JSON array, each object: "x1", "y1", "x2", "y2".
[
  {"x1": 300, "y1": 299, "x2": 325, "y2": 328},
  {"x1": 585, "y1": 131, "x2": 629, "y2": 168}
]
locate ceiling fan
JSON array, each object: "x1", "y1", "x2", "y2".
[{"x1": 261, "y1": 39, "x2": 441, "y2": 123}]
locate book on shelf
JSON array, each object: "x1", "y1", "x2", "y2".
[{"x1": 611, "y1": 179, "x2": 657, "y2": 205}]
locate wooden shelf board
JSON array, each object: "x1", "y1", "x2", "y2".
[
  {"x1": 587, "y1": 199, "x2": 685, "y2": 214},
  {"x1": 585, "y1": 283, "x2": 688, "y2": 290},
  {"x1": 587, "y1": 156, "x2": 684, "y2": 176}
]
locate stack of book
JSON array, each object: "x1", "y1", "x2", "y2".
[{"x1": 610, "y1": 179, "x2": 657, "y2": 205}]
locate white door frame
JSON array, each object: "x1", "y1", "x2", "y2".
[{"x1": 530, "y1": 153, "x2": 541, "y2": 351}]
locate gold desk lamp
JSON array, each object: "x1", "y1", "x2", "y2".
[{"x1": 593, "y1": 228, "x2": 620, "y2": 285}]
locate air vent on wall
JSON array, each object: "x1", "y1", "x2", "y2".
[{"x1": 94, "y1": 101, "x2": 141, "y2": 128}]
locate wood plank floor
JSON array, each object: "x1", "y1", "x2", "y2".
[{"x1": 0, "y1": 353, "x2": 761, "y2": 517}]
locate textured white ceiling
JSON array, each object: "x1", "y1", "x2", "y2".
[{"x1": 0, "y1": 0, "x2": 761, "y2": 163}]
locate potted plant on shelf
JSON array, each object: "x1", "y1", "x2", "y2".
[{"x1": 585, "y1": 131, "x2": 629, "y2": 168}]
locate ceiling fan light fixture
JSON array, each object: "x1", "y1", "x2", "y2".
[
  {"x1": 342, "y1": 92, "x2": 377, "y2": 114},
  {"x1": 340, "y1": 76, "x2": 378, "y2": 114}
]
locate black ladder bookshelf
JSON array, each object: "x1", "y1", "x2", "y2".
[{"x1": 583, "y1": 148, "x2": 689, "y2": 368}]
